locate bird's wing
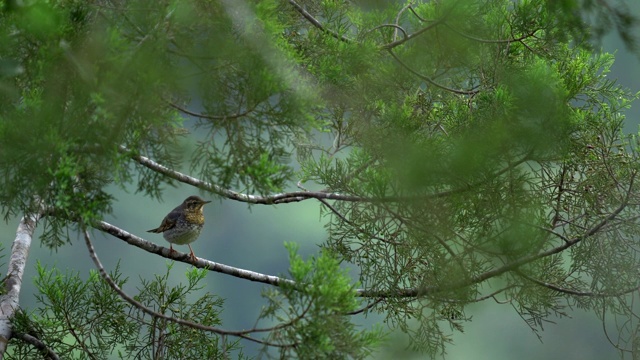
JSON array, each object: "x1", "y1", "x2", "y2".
[{"x1": 147, "y1": 207, "x2": 180, "y2": 233}]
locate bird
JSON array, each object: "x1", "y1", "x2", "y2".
[{"x1": 147, "y1": 195, "x2": 211, "y2": 261}]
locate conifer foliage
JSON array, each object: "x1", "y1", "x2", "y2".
[{"x1": 1, "y1": 0, "x2": 639, "y2": 358}]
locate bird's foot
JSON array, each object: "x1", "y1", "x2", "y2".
[
  {"x1": 187, "y1": 245, "x2": 198, "y2": 262},
  {"x1": 168, "y1": 246, "x2": 178, "y2": 257}
]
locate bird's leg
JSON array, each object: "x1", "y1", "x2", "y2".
[
  {"x1": 187, "y1": 244, "x2": 197, "y2": 261},
  {"x1": 169, "y1": 244, "x2": 177, "y2": 256}
]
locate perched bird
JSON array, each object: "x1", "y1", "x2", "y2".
[{"x1": 147, "y1": 195, "x2": 211, "y2": 261}]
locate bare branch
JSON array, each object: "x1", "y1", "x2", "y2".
[
  {"x1": 444, "y1": 23, "x2": 541, "y2": 44},
  {"x1": 122, "y1": 146, "x2": 393, "y2": 204},
  {"x1": 287, "y1": 0, "x2": 352, "y2": 44},
  {"x1": 380, "y1": 15, "x2": 447, "y2": 50},
  {"x1": 123, "y1": 146, "x2": 531, "y2": 205},
  {"x1": 12, "y1": 332, "x2": 60, "y2": 360},
  {"x1": 517, "y1": 271, "x2": 639, "y2": 297},
  {"x1": 167, "y1": 101, "x2": 257, "y2": 121},
  {"x1": 363, "y1": 24, "x2": 408, "y2": 42},
  {"x1": 386, "y1": 49, "x2": 479, "y2": 95},
  {"x1": 94, "y1": 220, "x2": 297, "y2": 288},
  {"x1": 393, "y1": 2, "x2": 413, "y2": 41},
  {"x1": 380, "y1": 0, "x2": 468, "y2": 50},
  {"x1": 346, "y1": 298, "x2": 384, "y2": 316}
]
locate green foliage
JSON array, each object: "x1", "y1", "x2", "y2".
[
  {"x1": 288, "y1": 0, "x2": 640, "y2": 355},
  {"x1": 2, "y1": 0, "x2": 640, "y2": 358},
  {"x1": 545, "y1": 0, "x2": 640, "y2": 53},
  {"x1": 7, "y1": 262, "x2": 235, "y2": 360},
  {"x1": 0, "y1": 0, "x2": 316, "y2": 226},
  {"x1": 259, "y1": 243, "x2": 383, "y2": 359}
]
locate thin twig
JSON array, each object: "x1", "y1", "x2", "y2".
[
  {"x1": 356, "y1": 181, "x2": 634, "y2": 298},
  {"x1": 287, "y1": 0, "x2": 352, "y2": 43},
  {"x1": 167, "y1": 101, "x2": 257, "y2": 121},
  {"x1": 392, "y1": 2, "x2": 414, "y2": 42},
  {"x1": 346, "y1": 298, "x2": 384, "y2": 315},
  {"x1": 363, "y1": 24, "x2": 408, "y2": 41},
  {"x1": 517, "y1": 270, "x2": 639, "y2": 297},
  {"x1": 12, "y1": 332, "x2": 60, "y2": 360},
  {"x1": 444, "y1": 23, "x2": 540, "y2": 44},
  {"x1": 387, "y1": 49, "x2": 479, "y2": 95},
  {"x1": 380, "y1": 0, "x2": 463, "y2": 50},
  {"x1": 380, "y1": 11, "x2": 447, "y2": 50}
]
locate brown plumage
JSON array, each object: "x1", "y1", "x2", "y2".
[{"x1": 148, "y1": 195, "x2": 211, "y2": 261}]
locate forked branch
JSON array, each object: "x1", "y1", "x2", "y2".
[{"x1": 82, "y1": 227, "x2": 297, "y2": 348}]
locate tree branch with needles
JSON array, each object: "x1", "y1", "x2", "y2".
[
  {"x1": 92, "y1": 187, "x2": 635, "y2": 300},
  {"x1": 82, "y1": 226, "x2": 298, "y2": 348},
  {"x1": 11, "y1": 332, "x2": 60, "y2": 360}
]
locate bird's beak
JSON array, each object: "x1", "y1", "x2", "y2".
[{"x1": 196, "y1": 200, "x2": 211, "y2": 209}]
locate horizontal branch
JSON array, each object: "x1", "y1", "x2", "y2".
[
  {"x1": 516, "y1": 271, "x2": 639, "y2": 297},
  {"x1": 95, "y1": 190, "x2": 632, "y2": 301},
  {"x1": 123, "y1": 146, "x2": 396, "y2": 204},
  {"x1": 94, "y1": 220, "x2": 295, "y2": 288},
  {"x1": 357, "y1": 186, "x2": 634, "y2": 298},
  {"x1": 95, "y1": 220, "x2": 408, "y2": 299},
  {"x1": 167, "y1": 101, "x2": 256, "y2": 121},
  {"x1": 119, "y1": 155, "x2": 635, "y2": 299},
  {"x1": 443, "y1": 22, "x2": 541, "y2": 44},
  {"x1": 123, "y1": 146, "x2": 533, "y2": 205}
]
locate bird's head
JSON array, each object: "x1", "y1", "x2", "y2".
[{"x1": 183, "y1": 195, "x2": 211, "y2": 211}]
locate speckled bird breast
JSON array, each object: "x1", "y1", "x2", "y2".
[
  {"x1": 162, "y1": 221, "x2": 204, "y2": 245},
  {"x1": 184, "y1": 209, "x2": 205, "y2": 225}
]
